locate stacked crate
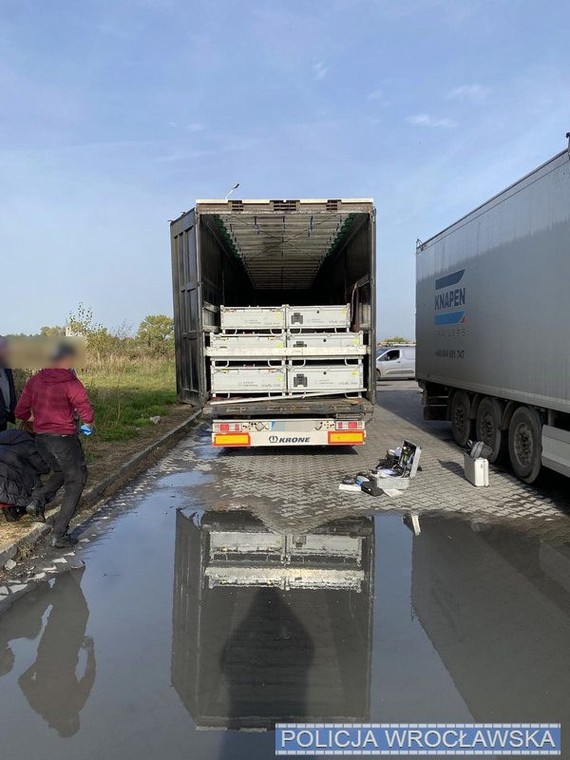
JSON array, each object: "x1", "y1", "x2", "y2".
[
  {"x1": 207, "y1": 307, "x2": 287, "y2": 396},
  {"x1": 285, "y1": 305, "x2": 365, "y2": 394},
  {"x1": 206, "y1": 304, "x2": 366, "y2": 397}
]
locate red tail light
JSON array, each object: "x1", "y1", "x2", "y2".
[{"x1": 335, "y1": 420, "x2": 364, "y2": 431}]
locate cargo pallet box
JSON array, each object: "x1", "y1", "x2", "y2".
[
  {"x1": 220, "y1": 306, "x2": 286, "y2": 331},
  {"x1": 206, "y1": 330, "x2": 365, "y2": 359},
  {"x1": 209, "y1": 303, "x2": 365, "y2": 396},
  {"x1": 210, "y1": 359, "x2": 364, "y2": 396},
  {"x1": 210, "y1": 362, "x2": 286, "y2": 395},
  {"x1": 287, "y1": 360, "x2": 364, "y2": 394},
  {"x1": 220, "y1": 304, "x2": 351, "y2": 332},
  {"x1": 287, "y1": 304, "x2": 350, "y2": 330},
  {"x1": 287, "y1": 331, "x2": 365, "y2": 356},
  {"x1": 206, "y1": 333, "x2": 287, "y2": 358}
]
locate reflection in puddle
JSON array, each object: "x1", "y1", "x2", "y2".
[
  {"x1": 0, "y1": 569, "x2": 95, "y2": 737},
  {"x1": 411, "y1": 518, "x2": 570, "y2": 722},
  {"x1": 172, "y1": 509, "x2": 374, "y2": 729},
  {"x1": 0, "y1": 487, "x2": 569, "y2": 759}
]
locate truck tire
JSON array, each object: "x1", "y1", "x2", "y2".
[
  {"x1": 508, "y1": 406, "x2": 542, "y2": 483},
  {"x1": 449, "y1": 390, "x2": 471, "y2": 447},
  {"x1": 475, "y1": 397, "x2": 504, "y2": 463}
]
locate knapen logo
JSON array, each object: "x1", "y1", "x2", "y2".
[{"x1": 434, "y1": 269, "x2": 466, "y2": 325}]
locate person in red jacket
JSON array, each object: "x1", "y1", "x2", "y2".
[{"x1": 15, "y1": 343, "x2": 94, "y2": 548}]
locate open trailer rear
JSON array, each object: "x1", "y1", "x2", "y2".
[{"x1": 171, "y1": 198, "x2": 376, "y2": 447}]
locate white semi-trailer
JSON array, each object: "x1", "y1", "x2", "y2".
[
  {"x1": 416, "y1": 140, "x2": 570, "y2": 482},
  {"x1": 171, "y1": 199, "x2": 376, "y2": 447}
]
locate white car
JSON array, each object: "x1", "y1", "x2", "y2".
[{"x1": 376, "y1": 346, "x2": 416, "y2": 380}]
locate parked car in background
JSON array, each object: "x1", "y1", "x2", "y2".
[{"x1": 376, "y1": 345, "x2": 416, "y2": 380}]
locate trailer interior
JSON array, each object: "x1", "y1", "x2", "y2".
[{"x1": 171, "y1": 199, "x2": 376, "y2": 411}]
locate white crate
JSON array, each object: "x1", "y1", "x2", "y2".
[
  {"x1": 220, "y1": 306, "x2": 285, "y2": 330},
  {"x1": 207, "y1": 333, "x2": 286, "y2": 358},
  {"x1": 287, "y1": 362, "x2": 363, "y2": 393},
  {"x1": 286, "y1": 304, "x2": 350, "y2": 330},
  {"x1": 287, "y1": 331, "x2": 365, "y2": 356},
  {"x1": 211, "y1": 365, "x2": 286, "y2": 394}
]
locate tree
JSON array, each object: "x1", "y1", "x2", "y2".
[
  {"x1": 40, "y1": 325, "x2": 65, "y2": 338},
  {"x1": 67, "y1": 303, "x2": 118, "y2": 356},
  {"x1": 67, "y1": 303, "x2": 103, "y2": 337},
  {"x1": 378, "y1": 336, "x2": 411, "y2": 345},
  {"x1": 136, "y1": 315, "x2": 174, "y2": 356}
]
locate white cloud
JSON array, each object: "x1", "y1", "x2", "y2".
[
  {"x1": 313, "y1": 61, "x2": 328, "y2": 81},
  {"x1": 406, "y1": 113, "x2": 458, "y2": 128},
  {"x1": 447, "y1": 84, "x2": 490, "y2": 101},
  {"x1": 187, "y1": 122, "x2": 205, "y2": 132}
]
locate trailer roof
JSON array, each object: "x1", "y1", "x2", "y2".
[
  {"x1": 417, "y1": 148, "x2": 568, "y2": 253},
  {"x1": 195, "y1": 198, "x2": 374, "y2": 206},
  {"x1": 196, "y1": 198, "x2": 374, "y2": 290}
]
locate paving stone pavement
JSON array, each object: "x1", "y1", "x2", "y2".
[
  {"x1": 5, "y1": 383, "x2": 570, "y2": 601},
  {"x1": 137, "y1": 383, "x2": 570, "y2": 540}
]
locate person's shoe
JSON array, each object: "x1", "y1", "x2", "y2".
[
  {"x1": 50, "y1": 534, "x2": 78, "y2": 549},
  {"x1": 25, "y1": 501, "x2": 46, "y2": 523},
  {"x1": 4, "y1": 507, "x2": 21, "y2": 523}
]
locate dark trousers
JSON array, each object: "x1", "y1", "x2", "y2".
[{"x1": 33, "y1": 434, "x2": 87, "y2": 538}]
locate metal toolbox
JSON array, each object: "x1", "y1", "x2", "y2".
[
  {"x1": 287, "y1": 361, "x2": 364, "y2": 393},
  {"x1": 220, "y1": 305, "x2": 285, "y2": 330},
  {"x1": 463, "y1": 453, "x2": 490, "y2": 487},
  {"x1": 211, "y1": 364, "x2": 286, "y2": 394},
  {"x1": 287, "y1": 331, "x2": 365, "y2": 356},
  {"x1": 286, "y1": 304, "x2": 350, "y2": 329},
  {"x1": 207, "y1": 333, "x2": 286, "y2": 358}
]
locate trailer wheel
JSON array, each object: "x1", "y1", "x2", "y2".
[
  {"x1": 508, "y1": 406, "x2": 542, "y2": 483},
  {"x1": 475, "y1": 397, "x2": 504, "y2": 463},
  {"x1": 449, "y1": 390, "x2": 471, "y2": 446}
]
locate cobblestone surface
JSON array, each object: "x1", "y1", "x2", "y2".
[
  {"x1": 140, "y1": 382, "x2": 570, "y2": 540},
  {"x1": 4, "y1": 382, "x2": 570, "y2": 598}
]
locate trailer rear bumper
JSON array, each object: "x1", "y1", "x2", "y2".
[{"x1": 212, "y1": 418, "x2": 366, "y2": 447}]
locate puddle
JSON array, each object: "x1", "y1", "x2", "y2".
[
  {"x1": 0, "y1": 485, "x2": 569, "y2": 759},
  {"x1": 156, "y1": 470, "x2": 213, "y2": 488}
]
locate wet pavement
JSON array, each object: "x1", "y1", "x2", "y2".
[{"x1": 1, "y1": 387, "x2": 570, "y2": 758}]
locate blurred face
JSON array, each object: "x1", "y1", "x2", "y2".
[
  {"x1": 50, "y1": 345, "x2": 77, "y2": 369},
  {"x1": 0, "y1": 341, "x2": 10, "y2": 366},
  {"x1": 52, "y1": 356, "x2": 74, "y2": 370}
]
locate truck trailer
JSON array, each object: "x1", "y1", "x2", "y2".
[
  {"x1": 412, "y1": 518, "x2": 570, "y2": 722},
  {"x1": 171, "y1": 199, "x2": 376, "y2": 447},
  {"x1": 416, "y1": 142, "x2": 570, "y2": 482},
  {"x1": 171, "y1": 509, "x2": 374, "y2": 729}
]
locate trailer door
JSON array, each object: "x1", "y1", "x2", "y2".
[{"x1": 171, "y1": 210, "x2": 205, "y2": 404}]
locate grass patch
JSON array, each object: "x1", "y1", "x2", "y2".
[{"x1": 81, "y1": 357, "x2": 177, "y2": 442}]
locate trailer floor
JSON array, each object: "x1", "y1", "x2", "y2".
[{"x1": 152, "y1": 380, "x2": 570, "y2": 539}]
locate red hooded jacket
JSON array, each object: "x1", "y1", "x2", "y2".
[{"x1": 15, "y1": 369, "x2": 95, "y2": 436}]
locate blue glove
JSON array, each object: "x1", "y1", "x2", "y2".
[{"x1": 80, "y1": 424, "x2": 93, "y2": 436}]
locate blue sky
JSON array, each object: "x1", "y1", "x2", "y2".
[{"x1": 1, "y1": 0, "x2": 569, "y2": 339}]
